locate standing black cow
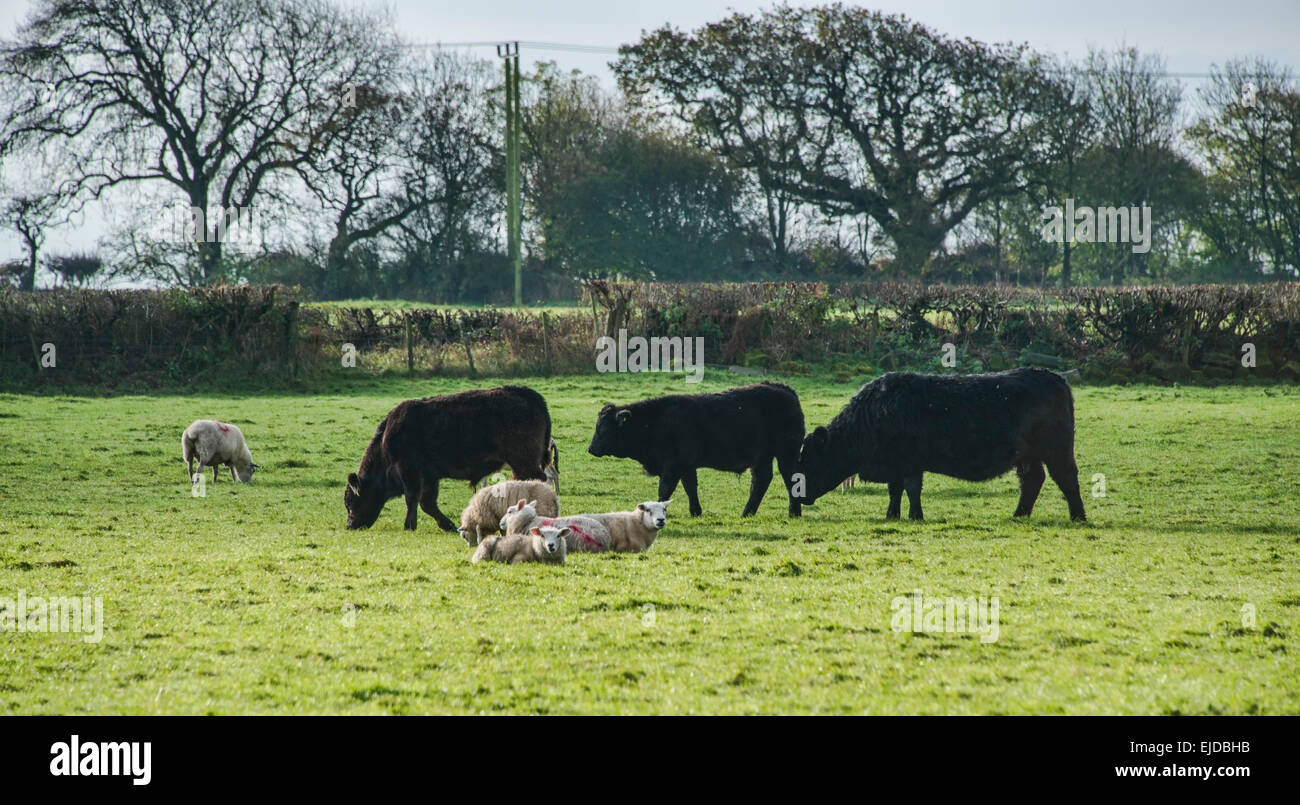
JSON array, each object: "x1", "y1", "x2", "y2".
[
  {"x1": 794, "y1": 368, "x2": 1086, "y2": 521},
  {"x1": 587, "y1": 382, "x2": 805, "y2": 517},
  {"x1": 345, "y1": 385, "x2": 551, "y2": 532}
]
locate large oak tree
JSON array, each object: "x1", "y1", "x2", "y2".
[{"x1": 615, "y1": 4, "x2": 1063, "y2": 278}]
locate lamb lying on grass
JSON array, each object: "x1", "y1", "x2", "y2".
[
  {"x1": 472, "y1": 524, "x2": 569, "y2": 565},
  {"x1": 181, "y1": 419, "x2": 260, "y2": 483},
  {"x1": 500, "y1": 499, "x2": 612, "y2": 553},
  {"x1": 458, "y1": 480, "x2": 559, "y2": 546}
]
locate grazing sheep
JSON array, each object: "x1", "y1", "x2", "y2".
[
  {"x1": 581, "y1": 500, "x2": 672, "y2": 552},
  {"x1": 181, "y1": 420, "x2": 260, "y2": 484},
  {"x1": 499, "y1": 499, "x2": 612, "y2": 553},
  {"x1": 458, "y1": 480, "x2": 559, "y2": 546},
  {"x1": 472, "y1": 524, "x2": 569, "y2": 565}
]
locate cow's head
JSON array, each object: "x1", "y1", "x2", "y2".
[
  {"x1": 636, "y1": 500, "x2": 671, "y2": 531},
  {"x1": 344, "y1": 472, "x2": 386, "y2": 529},
  {"x1": 587, "y1": 404, "x2": 632, "y2": 458},
  {"x1": 793, "y1": 426, "x2": 849, "y2": 506},
  {"x1": 531, "y1": 525, "x2": 569, "y2": 557}
]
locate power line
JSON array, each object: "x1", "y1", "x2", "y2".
[
  {"x1": 403, "y1": 40, "x2": 621, "y2": 55},
  {"x1": 402, "y1": 41, "x2": 1288, "y2": 80}
]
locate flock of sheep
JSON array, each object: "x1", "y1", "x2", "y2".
[{"x1": 179, "y1": 418, "x2": 670, "y2": 566}]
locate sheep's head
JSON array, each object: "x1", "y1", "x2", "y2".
[
  {"x1": 234, "y1": 462, "x2": 260, "y2": 483},
  {"x1": 498, "y1": 499, "x2": 538, "y2": 534},
  {"x1": 344, "y1": 472, "x2": 385, "y2": 529},
  {"x1": 636, "y1": 500, "x2": 671, "y2": 531},
  {"x1": 531, "y1": 525, "x2": 569, "y2": 558}
]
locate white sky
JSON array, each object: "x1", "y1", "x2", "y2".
[{"x1": 1, "y1": 0, "x2": 1297, "y2": 270}]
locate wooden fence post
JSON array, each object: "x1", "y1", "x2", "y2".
[
  {"x1": 460, "y1": 314, "x2": 477, "y2": 377},
  {"x1": 542, "y1": 310, "x2": 552, "y2": 376},
  {"x1": 405, "y1": 312, "x2": 414, "y2": 375}
]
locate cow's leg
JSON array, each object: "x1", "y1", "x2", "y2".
[
  {"x1": 658, "y1": 471, "x2": 685, "y2": 514},
  {"x1": 775, "y1": 451, "x2": 801, "y2": 517},
  {"x1": 904, "y1": 473, "x2": 924, "y2": 520},
  {"x1": 1046, "y1": 457, "x2": 1087, "y2": 521},
  {"x1": 680, "y1": 468, "x2": 704, "y2": 517},
  {"x1": 886, "y1": 479, "x2": 904, "y2": 519},
  {"x1": 418, "y1": 477, "x2": 456, "y2": 532},
  {"x1": 1013, "y1": 460, "x2": 1046, "y2": 518},
  {"x1": 742, "y1": 460, "x2": 773, "y2": 517}
]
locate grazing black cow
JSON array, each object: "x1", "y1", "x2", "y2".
[
  {"x1": 345, "y1": 386, "x2": 551, "y2": 532},
  {"x1": 587, "y1": 382, "x2": 806, "y2": 517},
  {"x1": 794, "y1": 368, "x2": 1086, "y2": 521}
]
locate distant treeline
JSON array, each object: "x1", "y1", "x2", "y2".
[
  {"x1": 1, "y1": 3, "x2": 1297, "y2": 301},
  {"x1": 3, "y1": 284, "x2": 1297, "y2": 388}
]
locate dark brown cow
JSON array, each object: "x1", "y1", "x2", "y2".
[{"x1": 345, "y1": 386, "x2": 551, "y2": 532}]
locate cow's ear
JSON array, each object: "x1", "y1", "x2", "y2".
[
  {"x1": 599, "y1": 403, "x2": 615, "y2": 416},
  {"x1": 810, "y1": 426, "x2": 829, "y2": 446},
  {"x1": 616, "y1": 409, "x2": 631, "y2": 425},
  {"x1": 347, "y1": 473, "x2": 361, "y2": 494}
]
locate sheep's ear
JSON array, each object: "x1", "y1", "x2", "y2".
[
  {"x1": 527, "y1": 499, "x2": 537, "y2": 508},
  {"x1": 616, "y1": 409, "x2": 631, "y2": 425},
  {"x1": 516, "y1": 498, "x2": 527, "y2": 508},
  {"x1": 530, "y1": 527, "x2": 542, "y2": 536},
  {"x1": 346, "y1": 473, "x2": 361, "y2": 494},
  {"x1": 636, "y1": 503, "x2": 647, "y2": 511},
  {"x1": 252, "y1": 462, "x2": 262, "y2": 470},
  {"x1": 556, "y1": 527, "x2": 571, "y2": 538},
  {"x1": 663, "y1": 499, "x2": 672, "y2": 507}
]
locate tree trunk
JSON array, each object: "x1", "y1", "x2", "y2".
[{"x1": 21, "y1": 238, "x2": 37, "y2": 291}]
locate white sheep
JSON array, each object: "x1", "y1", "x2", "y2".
[
  {"x1": 472, "y1": 524, "x2": 569, "y2": 565},
  {"x1": 181, "y1": 419, "x2": 259, "y2": 484},
  {"x1": 582, "y1": 500, "x2": 672, "y2": 553},
  {"x1": 458, "y1": 480, "x2": 559, "y2": 546},
  {"x1": 500, "y1": 499, "x2": 612, "y2": 553}
]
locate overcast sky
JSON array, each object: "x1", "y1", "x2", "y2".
[{"x1": 2, "y1": 0, "x2": 1298, "y2": 269}]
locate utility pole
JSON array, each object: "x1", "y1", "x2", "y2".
[{"x1": 498, "y1": 41, "x2": 522, "y2": 307}]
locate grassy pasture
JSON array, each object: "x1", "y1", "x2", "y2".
[{"x1": 0, "y1": 375, "x2": 1297, "y2": 714}]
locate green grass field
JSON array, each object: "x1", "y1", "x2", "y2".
[{"x1": 1, "y1": 375, "x2": 1297, "y2": 714}]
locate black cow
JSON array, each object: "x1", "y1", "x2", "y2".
[
  {"x1": 587, "y1": 382, "x2": 806, "y2": 517},
  {"x1": 345, "y1": 385, "x2": 551, "y2": 532},
  {"x1": 795, "y1": 368, "x2": 1086, "y2": 521}
]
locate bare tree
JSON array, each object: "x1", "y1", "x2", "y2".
[
  {"x1": 0, "y1": 0, "x2": 397, "y2": 285},
  {"x1": 2, "y1": 192, "x2": 61, "y2": 290}
]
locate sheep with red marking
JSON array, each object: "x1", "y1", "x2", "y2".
[
  {"x1": 499, "y1": 499, "x2": 612, "y2": 553},
  {"x1": 181, "y1": 420, "x2": 260, "y2": 484}
]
